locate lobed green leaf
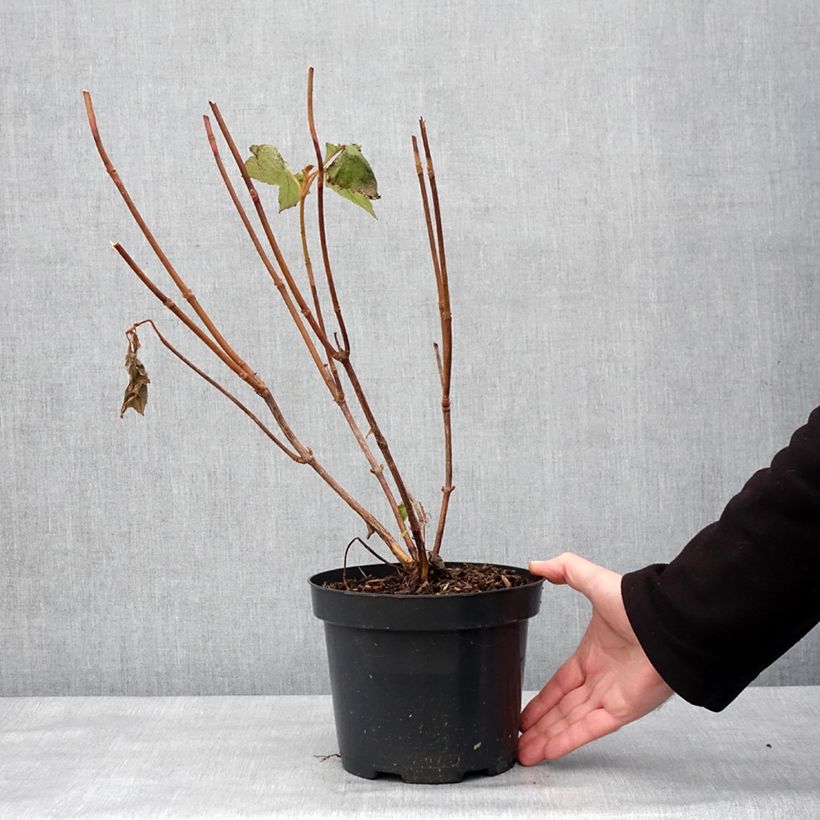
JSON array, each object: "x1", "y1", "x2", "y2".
[
  {"x1": 245, "y1": 144, "x2": 302, "y2": 212},
  {"x1": 324, "y1": 143, "x2": 379, "y2": 218}
]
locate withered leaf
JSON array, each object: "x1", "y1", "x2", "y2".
[
  {"x1": 412, "y1": 499, "x2": 430, "y2": 528},
  {"x1": 120, "y1": 338, "x2": 150, "y2": 418}
]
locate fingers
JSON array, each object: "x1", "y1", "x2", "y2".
[
  {"x1": 540, "y1": 708, "x2": 623, "y2": 762},
  {"x1": 529, "y1": 552, "x2": 605, "y2": 599},
  {"x1": 530, "y1": 686, "x2": 591, "y2": 735},
  {"x1": 519, "y1": 701, "x2": 623, "y2": 765},
  {"x1": 520, "y1": 656, "x2": 584, "y2": 731},
  {"x1": 519, "y1": 676, "x2": 601, "y2": 765}
]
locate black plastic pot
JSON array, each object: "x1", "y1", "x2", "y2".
[{"x1": 310, "y1": 562, "x2": 543, "y2": 784}]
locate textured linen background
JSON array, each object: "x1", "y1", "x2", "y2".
[{"x1": 2, "y1": 0, "x2": 819, "y2": 695}]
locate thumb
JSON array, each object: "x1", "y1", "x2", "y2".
[{"x1": 529, "y1": 552, "x2": 604, "y2": 600}]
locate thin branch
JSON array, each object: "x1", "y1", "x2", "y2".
[
  {"x1": 112, "y1": 244, "x2": 412, "y2": 565},
  {"x1": 415, "y1": 122, "x2": 454, "y2": 558},
  {"x1": 296, "y1": 171, "x2": 418, "y2": 558},
  {"x1": 433, "y1": 341, "x2": 444, "y2": 386},
  {"x1": 83, "y1": 91, "x2": 256, "y2": 385},
  {"x1": 260, "y1": 389, "x2": 413, "y2": 566},
  {"x1": 126, "y1": 319, "x2": 303, "y2": 462},
  {"x1": 419, "y1": 119, "x2": 453, "y2": 397},
  {"x1": 113, "y1": 243, "x2": 266, "y2": 394},
  {"x1": 298, "y1": 168, "x2": 332, "y2": 348},
  {"x1": 412, "y1": 135, "x2": 444, "y2": 298},
  {"x1": 307, "y1": 66, "x2": 350, "y2": 354},
  {"x1": 205, "y1": 117, "x2": 416, "y2": 558},
  {"x1": 304, "y1": 68, "x2": 428, "y2": 575},
  {"x1": 338, "y1": 360, "x2": 428, "y2": 571},
  {"x1": 202, "y1": 115, "x2": 341, "y2": 400},
  {"x1": 206, "y1": 101, "x2": 341, "y2": 360},
  {"x1": 343, "y1": 536, "x2": 392, "y2": 591}
]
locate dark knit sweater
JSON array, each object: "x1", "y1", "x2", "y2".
[{"x1": 622, "y1": 405, "x2": 820, "y2": 711}]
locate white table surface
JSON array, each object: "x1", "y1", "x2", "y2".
[{"x1": 0, "y1": 687, "x2": 818, "y2": 819}]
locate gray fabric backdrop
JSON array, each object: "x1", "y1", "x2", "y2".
[{"x1": 2, "y1": 0, "x2": 819, "y2": 696}]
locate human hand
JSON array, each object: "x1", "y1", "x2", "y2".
[{"x1": 518, "y1": 553, "x2": 673, "y2": 764}]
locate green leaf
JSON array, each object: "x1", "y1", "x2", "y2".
[
  {"x1": 328, "y1": 184, "x2": 377, "y2": 218},
  {"x1": 245, "y1": 144, "x2": 302, "y2": 212},
  {"x1": 325, "y1": 143, "x2": 379, "y2": 217},
  {"x1": 397, "y1": 503, "x2": 408, "y2": 522},
  {"x1": 324, "y1": 142, "x2": 342, "y2": 163}
]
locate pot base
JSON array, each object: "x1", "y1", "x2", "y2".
[{"x1": 342, "y1": 756, "x2": 514, "y2": 784}]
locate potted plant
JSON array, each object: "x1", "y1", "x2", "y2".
[{"x1": 84, "y1": 68, "x2": 543, "y2": 784}]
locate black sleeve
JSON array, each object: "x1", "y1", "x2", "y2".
[{"x1": 621, "y1": 405, "x2": 820, "y2": 711}]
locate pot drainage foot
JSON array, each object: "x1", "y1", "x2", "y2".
[
  {"x1": 342, "y1": 759, "x2": 515, "y2": 784},
  {"x1": 483, "y1": 759, "x2": 516, "y2": 778},
  {"x1": 341, "y1": 761, "x2": 380, "y2": 780}
]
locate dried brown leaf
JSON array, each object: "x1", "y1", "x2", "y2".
[{"x1": 120, "y1": 333, "x2": 150, "y2": 418}]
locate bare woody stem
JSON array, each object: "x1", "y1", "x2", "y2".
[
  {"x1": 126, "y1": 319, "x2": 304, "y2": 462},
  {"x1": 114, "y1": 243, "x2": 266, "y2": 394},
  {"x1": 297, "y1": 171, "x2": 418, "y2": 558},
  {"x1": 117, "y1": 248, "x2": 411, "y2": 563},
  {"x1": 207, "y1": 101, "x2": 341, "y2": 361},
  {"x1": 202, "y1": 116, "x2": 340, "y2": 400},
  {"x1": 204, "y1": 119, "x2": 416, "y2": 558},
  {"x1": 338, "y1": 360, "x2": 427, "y2": 559},
  {"x1": 258, "y1": 390, "x2": 413, "y2": 565},
  {"x1": 297, "y1": 168, "x2": 345, "y2": 396},
  {"x1": 305, "y1": 68, "x2": 429, "y2": 578},
  {"x1": 114, "y1": 245, "x2": 410, "y2": 564},
  {"x1": 209, "y1": 93, "x2": 427, "y2": 571},
  {"x1": 83, "y1": 91, "x2": 257, "y2": 388},
  {"x1": 298, "y1": 169, "x2": 332, "y2": 356},
  {"x1": 306, "y1": 66, "x2": 350, "y2": 355},
  {"x1": 413, "y1": 123, "x2": 454, "y2": 557}
]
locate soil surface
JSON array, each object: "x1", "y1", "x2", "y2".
[{"x1": 324, "y1": 561, "x2": 530, "y2": 595}]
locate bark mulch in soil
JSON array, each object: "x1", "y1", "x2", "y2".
[{"x1": 324, "y1": 561, "x2": 529, "y2": 595}]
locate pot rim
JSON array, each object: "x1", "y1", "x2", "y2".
[
  {"x1": 308, "y1": 560, "x2": 543, "y2": 600},
  {"x1": 311, "y1": 561, "x2": 543, "y2": 630}
]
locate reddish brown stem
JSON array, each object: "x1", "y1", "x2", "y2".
[
  {"x1": 205, "y1": 118, "x2": 416, "y2": 558},
  {"x1": 83, "y1": 91, "x2": 257, "y2": 387},
  {"x1": 339, "y1": 358, "x2": 428, "y2": 570},
  {"x1": 127, "y1": 319, "x2": 303, "y2": 462},
  {"x1": 298, "y1": 169, "x2": 332, "y2": 351},
  {"x1": 297, "y1": 171, "x2": 417, "y2": 557},
  {"x1": 307, "y1": 66, "x2": 350, "y2": 355},
  {"x1": 202, "y1": 116, "x2": 340, "y2": 400},
  {"x1": 306, "y1": 68, "x2": 428, "y2": 577},
  {"x1": 414, "y1": 124, "x2": 454, "y2": 557},
  {"x1": 207, "y1": 101, "x2": 342, "y2": 361},
  {"x1": 112, "y1": 244, "x2": 411, "y2": 565},
  {"x1": 113, "y1": 243, "x2": 265, "y2": 394},
  {"x1": 258, "y1": 391, "x2": 412, "y2": 565}
]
